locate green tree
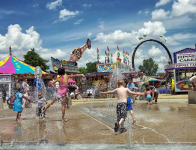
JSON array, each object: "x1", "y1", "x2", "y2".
[
  {"x1": 79, "y1": 67, "x2": 87, "y2": 74},
  {"x1": 86, "y1": 62, "x2": 97, "y2": 73},
  {"x1": 138, "y1": 58, "x2": 158, "y2": 76},
  {"x1": 24, "y1": 48, "x2": 49, "y2": 72},
  {"x1": 79, "y1": 62, "x2": 97, "y2": 74}
]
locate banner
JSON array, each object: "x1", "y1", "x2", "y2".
[
  {"x1": 97, "y1": 63, "x2": 130, "y2": 72},
  {"x1": 51, "y1": 57, "x2": 79, "y2": 73},
  {"x1": 176, "y1": 53, "x2": 196, "y2": 63},
  {"x1": 165, "y1": 62, "x2": 196, "y2": 70}
]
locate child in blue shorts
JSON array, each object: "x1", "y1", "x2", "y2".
[
  {"x1": 124, "y1": 79, "x2": 136, "y2": 124},
  {"x1": 146, "y1": 86, "x2": 152, "y2": 104}
]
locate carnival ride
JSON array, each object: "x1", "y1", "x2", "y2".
[
  {"x1": 68, "y1": 38, "x2": 91, "y2": 62},
  {"x1": 51, "y1": 38, "x2": 91, "y2": 73},
  {"x1": 131, "y1": 39, "x2": 173, "y2": 92}
]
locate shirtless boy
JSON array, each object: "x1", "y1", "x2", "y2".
[
  {"x1": 100, "y1": 80, "x2": 144, "y2": 133},
  {"x1": 42, "y1": 67, "x2": 85, "y2": 122}
]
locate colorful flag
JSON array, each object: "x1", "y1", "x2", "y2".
[{"x1": 107, "y1": 46, "x2": 110, "y2": 63}]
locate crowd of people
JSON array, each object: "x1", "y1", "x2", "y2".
[{"x1": 8, "y1": 69, "x2": 196, "y2": 134}]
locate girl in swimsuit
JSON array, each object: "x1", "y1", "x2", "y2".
[
  {"x1": 42, "y1": 67, "x2": 85, "y2": 122},
  {"x1": 146, "y1": 87, "x2": 152, "y2": 105}
]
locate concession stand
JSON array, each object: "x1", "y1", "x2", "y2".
[{"x1": 164, "y1": 48, "x2": 196, "y2": 93}]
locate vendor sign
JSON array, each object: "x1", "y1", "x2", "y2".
[
  {"x1": 51, "y1": 57, "x2": 79, "y2": 73},
  {"x1": 165, "y1": 62, "x2": 196, "y2": 70}
]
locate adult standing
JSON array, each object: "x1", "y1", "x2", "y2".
[
  {"x1": 189, "y1": 75, "x2": 196, "y2": 91},
  {"x1": 127, "y1": 79, "x2": 136, "y2": 103},
  {"x1": 48, "y1": 76, "x2": 57, "y2": 97},
  {"x1": 2, "y1": 86, "x2": 6, "y2": 103},
  {"x1": 140, "y1": 72, "x2": 149, "y2": 91},
  {"x1": 22, "y1": 79, "x2": 29, "y2": 98}
]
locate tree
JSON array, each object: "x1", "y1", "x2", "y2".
[
  {"x1": 86, "y1": 62, "x2": 97, "y2": 73},
  {"x1": 138, "y1": 58, "x2": 158, "y2": 76},
  {"x1": 79, "y1": 62, "x2": 97, "y2": 74},
  {"x1": 24, "y1": 48, "x2": 49, "y2": 72},
  {"x1": 79, "y1": 67, "x2": 87, "y2": 74}
]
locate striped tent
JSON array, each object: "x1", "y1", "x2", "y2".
[{"x1": 0, "y1": 55, "x2": 47, "y2": 74}]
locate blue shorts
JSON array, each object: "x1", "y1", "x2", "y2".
[
  {"x1": 127, "y1": 97, "x2": 133, "y2": 111},
  {"x1": 147, "y1": 95, "x2": 151, "y2": 100}
]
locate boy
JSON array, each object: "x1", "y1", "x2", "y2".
[
  {"x1": 100, "y1": 80, "x2": 144, "y2": 133},
  {"x1": 36, "y1": 92, "x2": 47, "y2": 119}
]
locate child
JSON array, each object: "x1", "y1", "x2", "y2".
[
  {"x1": 100, "y1": 80, "x2": 144, "y2": 133},
  {"x1": 36, "y1": 92, "x2": 48, "y2": 119},
  {"x1": 13, "y1": 88, "x2": 29, "y2": 122},
  {"x1": 146, "y1": 86, "x2": 152, "y2": 104},
  {"x1": 123, "y1": 79, "x2": 136, "y2": 124},
  {"x1": 42, "y1": 67, "x2": 85, "y2": 122}
]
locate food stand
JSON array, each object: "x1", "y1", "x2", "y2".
[{"x1": 164, "y1": 48, "x2": 196, "y2": 93}]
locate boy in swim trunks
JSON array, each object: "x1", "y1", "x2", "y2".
[
  {"x1": 100, "y1": 80, "x2": 144, "y2": 133},
  {"x1": 42, "y1": 67, "x2": 85, "y2": 122}
]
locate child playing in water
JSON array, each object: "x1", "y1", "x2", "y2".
[
  {"x1": 36, "y1": 92, "x2": 48, "y2": 119},
  {"x1": 13, "y1": 88, "x2": 30, "y2": 122},
  {"x1": 145, "y1": 86, "x2": 152, "y2": 104},
  {"x1": 123, "y1": 79, "x2": 136, "y2": 124},
  {"x1": 42, "y1": 67, "x2": 85, "y2": 122},
  {"x1": 100, "y1": 80, "x2": 144, "y2": 133}
]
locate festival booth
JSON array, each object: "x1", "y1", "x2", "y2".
[
  {"x1": 77, "y1": 46, "x2": 138, "y2": 98},
  {"x1": 164, "y1": 48, "x2": 196, "y2": 93},
  {"x1": 0, "y1": 54, "x2": 54, "y2": 100}
]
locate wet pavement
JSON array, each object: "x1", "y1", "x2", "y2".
[{"x1": 1, "y1": 98, "x2": 196, "y2": 149}]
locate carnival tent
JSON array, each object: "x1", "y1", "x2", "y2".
[{"x1": 0, "y1": 55, "x2": 47, "y2": 74}]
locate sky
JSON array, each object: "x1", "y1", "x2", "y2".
[{"x1": 0, "y1": 0, "x2": 196, "y2": 72}]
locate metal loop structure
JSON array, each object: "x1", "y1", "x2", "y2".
[{"x1": 132, "y1": 39, "x2": 173, "y2": 70}]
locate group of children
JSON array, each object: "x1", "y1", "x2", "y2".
[
  {"x1": 12, "y1": 87, "x2": 47, "y2": 122},
  {"x1": 12, "y1": 68, "x2": 155, "y2": 135}
]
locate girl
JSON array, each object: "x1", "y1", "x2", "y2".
[
  {"x1": 146, "y1": 86, "x2": 152, "y2": 104},
  {"x1": 13, "y1": 88, "x2": 29, "y2": 122},
  {"x1": 42, "y1": 67, "x2": 85, "y2": 122}
]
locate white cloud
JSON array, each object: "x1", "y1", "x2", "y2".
[
  {"x1": 74, "y1": 19, "x2": 84, "y2": 25},
  {"x1": 148, "y1": 46, "x2": 162, "y2": 56},
  {"x1": 138, "y1": 10, "x2": 142, "y2": 14},
  {"x1": 151, "y1": 9, "x2": 170, "y2": 20},
  {"x1": 46, "y1": 0, "x2": 62, "y2": 10},
  {"x1": 83, "y1": 4, "x2": 92, "y2": 8},
  {"x1": 144, "y1": 10, "x2": 150, "y2": 15},
  {"x1": 33, "y1": 4, "x2": 39, "y2": 8},
  {"x1": 59, "y1": 9, "x2": 79, "y2": 21},
  {"x1": 88, "y1": 32, "x2": 92, "y2": 37},
  {"x1": 0, "y1": 24, "x2": 67, "y2": 68},
  {"x1": 171, "y1": 0, "x2": 196, "y2": 16},
  {"x1": 155, "y1": 0, "x2": 171, "y2": 7},
  {"x1": 164, "y1": 33, "x2": 196, "y2": 45},
  {"x1": 138, "y1": 21, "x2": 166, "y2": 36},
  {"x1": 98, "y1": 21, "x2": 104, "y2": 29},
  {"x1": 94, "y1": 21, "x2": 166, "y2": 48}
]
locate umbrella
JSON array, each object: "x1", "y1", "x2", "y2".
[
  {"x1": 147, "y1": 77, "x2": 159, "y2": 81},
  {"x1": 0, "y1": 55, "x2": 47, "y2": 74}
]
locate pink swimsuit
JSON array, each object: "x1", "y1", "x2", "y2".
[{"x1": 57, "y1": 75, "x2": 68, "y2": 97}]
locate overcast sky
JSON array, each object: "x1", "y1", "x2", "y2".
[{"x1": 0, "y1": 0, "x2": 196, "y2": 72}]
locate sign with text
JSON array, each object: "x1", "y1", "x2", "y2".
[
  {"x1": 165, "y1": 62, "x2": 196, "y2": 70},
  {"x1": 176, "y1": 53, "x2": 196, "y2": 63},
  {"x1": 51, "y1": 57, "x2": 79, "y2": 73}
]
